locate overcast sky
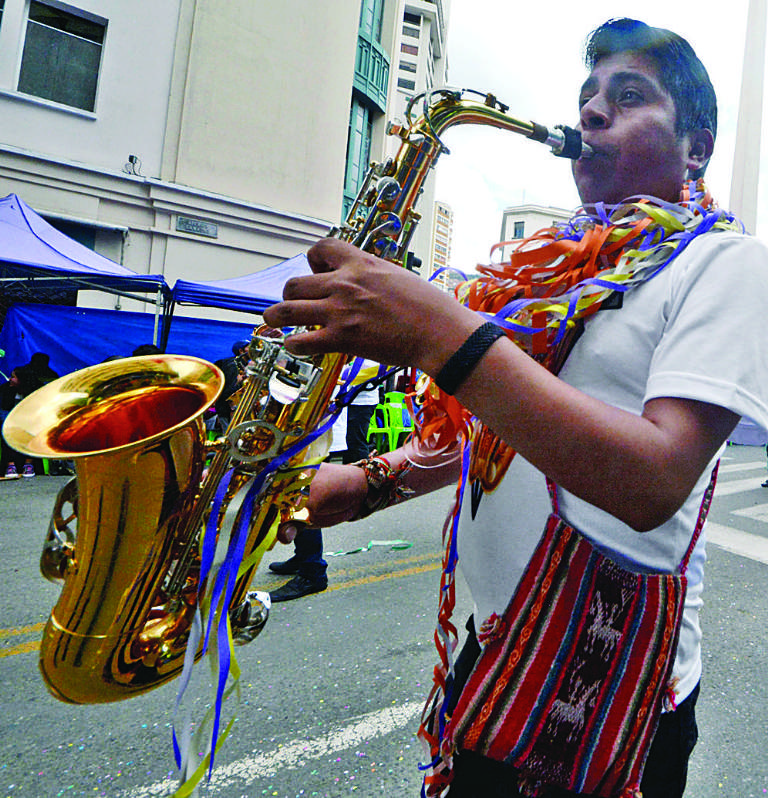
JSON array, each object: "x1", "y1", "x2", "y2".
[{"x1": 434, "y1": 1, "x2": 755, "y2": 271}]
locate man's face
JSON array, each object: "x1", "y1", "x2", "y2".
[{"x1": 572, "y1": 51, "x2": 694, "y2": 205}]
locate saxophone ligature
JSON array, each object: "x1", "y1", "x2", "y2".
[{"x1": 1, "y1": 87, "x2": 587, "y2": 706}]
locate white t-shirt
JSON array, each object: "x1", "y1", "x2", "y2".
[
  {"x1": 330, "y1": 358, "x2": 383, "y2": 450},
  {"x1": 458, "y1": 231, "x2": 768, "y2": 704}
]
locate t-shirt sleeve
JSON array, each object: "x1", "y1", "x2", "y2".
[{"x1": 645, "y1": 233, "x2": 768, "y2": 430}]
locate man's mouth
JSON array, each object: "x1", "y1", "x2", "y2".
[{"x1": 578, "y1": 141, "x2": 601, "y2": 160}]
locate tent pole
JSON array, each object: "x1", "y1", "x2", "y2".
[
  {"x1": 160, "y1": 297, "x2": 174, "y2": 353},
  {"x1": 152, "y1": 287, "x2": 161, "y2": 346}
]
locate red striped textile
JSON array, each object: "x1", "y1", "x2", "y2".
[{"x1": 438, "y1": 515, "x2": 687, "y2": 797}]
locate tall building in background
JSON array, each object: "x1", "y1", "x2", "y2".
[
  {"x1": 378, "y1": 0, "x2": 450, "y2": 272},
  {"x1": 341, "y1": 0, "x2": 451, "y2": 273},
  {"x1": 342, "y1": 0, "x2": 393, "y2": 218},
  {"x1": 428, "y1": 200, "x2": 456, "y2": 290},
  {"x1": 366, "y1": 0, "x2": 452, "y2": 273},
  {"x1": 390, "y1": 0, "x2": 449, "y2": 123}
]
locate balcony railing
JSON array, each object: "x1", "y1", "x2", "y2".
[{"x1": 353, "y1": 33, "x2": 390, "y2": 112}]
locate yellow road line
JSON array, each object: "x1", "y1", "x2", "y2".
[
  {"x1": 0, "y1": 558, "x2": 443, "y2": 658},
  {"x1": 0, "y1": 639, "x2": 40, "y2": 658},
  {"x1": 327, "y1": 560, "x2": 441, "y2": 591},
  {"x1": 0, "y1": 621, "x2": 45, "y2": 638}
]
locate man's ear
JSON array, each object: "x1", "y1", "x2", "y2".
[{"x1": 686, "y1": 128, "x2": 715, "y2": 176}]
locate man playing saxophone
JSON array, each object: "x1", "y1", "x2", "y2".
[{"x1": 264, "y1": 18, "x2": 768, "y2": 798}]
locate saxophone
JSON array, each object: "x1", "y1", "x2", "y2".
[{"x1": 1, "y1": 88, "x2": 586, "y2": 705}]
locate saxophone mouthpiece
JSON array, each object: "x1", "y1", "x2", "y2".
[{"x1": 528, "y1": 122, "x2": 589, "y2": 160}]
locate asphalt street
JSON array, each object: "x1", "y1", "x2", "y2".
[{"x1": 1, "y1": 443, "x2": 767, "y2": 797}]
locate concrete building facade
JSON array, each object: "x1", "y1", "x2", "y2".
[
  {"x1": 498, "y1": 203, "x2": 573, "y2": 261},
  {"x1": 0, "y1": 0, "x2": 360, "y2": 317},
  {"x1": 427, "y1": 199, "x2": 455, "y2": 289},
  {"x1": 0, "y1": 0, "x2": 453, "y2": 322}
]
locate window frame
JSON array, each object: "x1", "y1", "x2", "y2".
[{"x1": 16, "y1": 0, "x2": 107, "y2": 113}]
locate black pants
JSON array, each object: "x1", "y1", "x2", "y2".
[
  {"x1": 444, "y1": 619, "x2": 700, "y2": 798},
  {"x1": 343, "y1": 404, "x2": 376, "y2": 463}
]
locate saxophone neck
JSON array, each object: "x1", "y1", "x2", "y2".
[{"x1": 335, "y1": 87, "x2": 586, "y2": 265}]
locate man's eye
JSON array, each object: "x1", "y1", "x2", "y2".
[
  {"x1": 578, "y1": 95, "x2": 594, "y2": 109},
  {"x1": 618, "y1": 88, "x2": 643, "y2": 104}
]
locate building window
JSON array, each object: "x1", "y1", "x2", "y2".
[
  {"x1": 343, "y1": 98, "x2": 373, "y2": 215},
  {"x1": 359, "y1": 0, "x2": 384, "y2": 43},
  {"x1": 513, "y1": 220, "x2": 525, "y2": 238},
  {"x1": 402, "y1": 24, "x2": 420, "y2": 38},
  {"x1": 399, "y1": 60, "x2": 417, "y2": 73},
  {"x1": 398, "y1": 77, "x2": 415, "y2": 91},
  {"x1": 17, "y1": 1, "x2": 106, "y2": 112},
  {"x1": 401, "y1": 43, "x2": 418, "y2": 56}
]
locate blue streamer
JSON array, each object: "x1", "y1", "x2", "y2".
[{"x1": 173, "y1": 356, "x2": 365, "y2": 782}]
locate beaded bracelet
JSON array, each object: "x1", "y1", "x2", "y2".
[
  {"x1": 434, "y1": 321, "x2": 506, "y2": 395},
  {"x1": 349, "y1": 455, "x2": 415, "y2": 520}
]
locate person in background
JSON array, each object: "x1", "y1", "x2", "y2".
[
  {"x1": 268, "y1": 359, "x2": 381, "y2": 602},
  {"x1": 15, "y1": 352, "x2": 58, "y2": 395},
  {"x1": 1, "y1": 368, "x2": 26, "y2": 478},
  {"x1": 342, "y1": 359, "x2": 380, "y2": 464},
  {"x1": 4, "y1": 353, "x2": 60, "y2": 477},
  {"x1": 131, "y1": 343, "x2": 162, "y2": 356},
  {"x1": 211, "y1": 339, "x2": 250, "y2": 432}
]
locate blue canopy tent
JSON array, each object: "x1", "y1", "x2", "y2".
[
  {"x1": 170, "y1": 252, "x2": 311, "y2": 315},
  {"x1": 0, "y1": 193, "x2": 172, "y2": 346},
  {"x1": 0, "y1": 303, "x2": 256, "y2": 378}
]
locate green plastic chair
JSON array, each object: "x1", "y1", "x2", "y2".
[
  {"x1": 367, "y1": 404, "x2": 390, "y2": 453},
  {"x1": 366, "y1": 393, "x2": 413, "y2": 452}
]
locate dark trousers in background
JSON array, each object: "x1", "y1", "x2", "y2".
[
  {"x1": 443, "y1": 619, "x2": 699, "y2": 798},
  {"x1": 281, "y1": 403, "x2": 375, "y2": 585},
  {"x1": 290, "y1": 527, "x2": 327, "y2": 582},
  {"x1": 343, "y1": 404, "x2": 376, "y2": 464}
]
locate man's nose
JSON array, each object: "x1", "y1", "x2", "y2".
[{"x1": 579, "y1": 96, "x2": 610, "y2": 130}]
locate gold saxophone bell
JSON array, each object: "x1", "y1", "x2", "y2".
[
  {"x1": 4, "y1": 355, "x2": 223, "y2": 703},
  {"x1": 4, "y1": 342, "x2": 345, "y2": 704}
]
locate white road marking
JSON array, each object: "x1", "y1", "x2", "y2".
[
  {"x1": 717, "y1": 460, "x2": 766, "y2": 474},
  {"x1": 707, "y1": 522, "x2": 768, "y2": 565},
  {"x1": 117, "y1": 700, "x2": 425, "y2": 797},
  {"x1": 732, "y1": 503, "x2": 768, "y2": 523},
  {"x1": 713, "y1": 477, "x2": 766, "y2": 496}
]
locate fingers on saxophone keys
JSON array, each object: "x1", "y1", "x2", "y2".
[
  {"x1": 283, "y1": 273, "x2": 333, "y2": 300},
  {"x1": 264, "y1": 299, "x2": 324, "y2": 330},
  {"x1": 308, "y1": 237, "x2": 357, "y2": 272},
  {"x1": 283, "y1": 327, "x2": 338, "y2": 356}
]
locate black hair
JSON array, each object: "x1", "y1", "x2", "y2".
[
  {"x1": 585, "y1": 19, "x2": 717, "y2": 176},
  {"x1": 131, "y1": 344, "x2": 162, "y2": 356}
]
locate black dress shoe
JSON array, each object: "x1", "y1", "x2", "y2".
[
  {"x1": 268, "y1": 557, "x2": 301, "y2": 575},
  {"x1": 269, "y1": 575, "x2": 328, "y2": 603}
]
